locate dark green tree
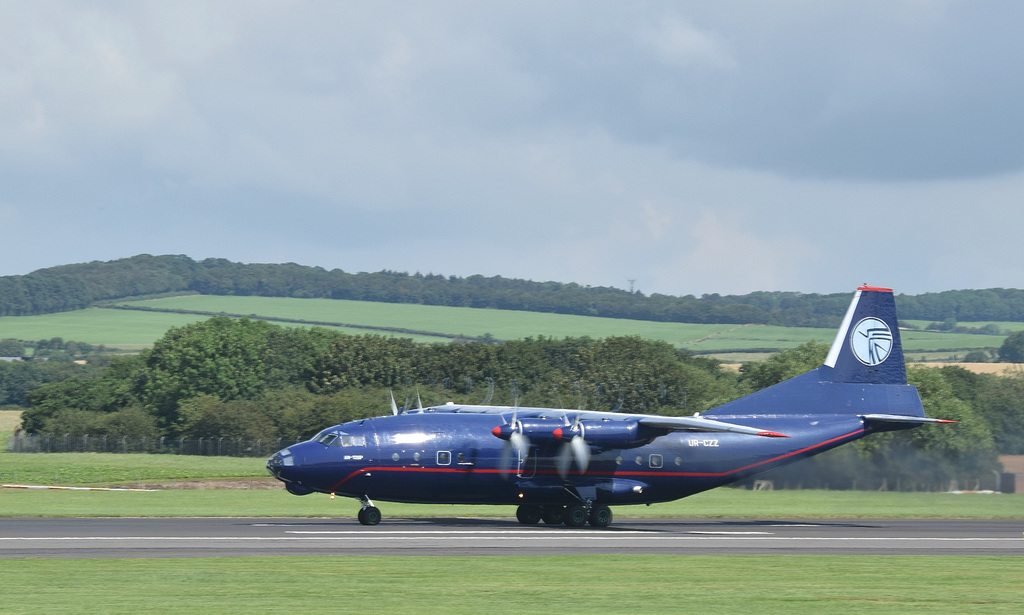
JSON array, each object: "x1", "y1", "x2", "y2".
[
  {"x1": 134, "y1": 317, "x2": 276, "y2": 425},
  {"x1": 971, "y1": 370, "x2": 1024, "y2": 454},
  {"x1": 0, "y1": 338, "x2": 25, "y2": 357},
  {"x1": 738, "y1": 341, "x2": 830, "y2": 390},
  {"x1": 998, "y1": 330, "x2": 1024, "y2": 362},
  {"x1": 174, "y1": 394, "x2": 277, "y2": 440}
]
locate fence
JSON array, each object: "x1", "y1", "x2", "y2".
[{"x1": 7, "y1": 434, "x2": 304, "y2": 457}]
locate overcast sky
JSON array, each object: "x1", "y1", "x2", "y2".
[{"x1": 2, "y1": 1, "x2": 1022, "y2": 297}]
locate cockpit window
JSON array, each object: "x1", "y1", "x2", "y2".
[
  {"x1": 313, "y1": 430, "x2": 366, "y2": 447},
  {"x1": 313, "y1": 432, "x2": 338, "y2": 446}
]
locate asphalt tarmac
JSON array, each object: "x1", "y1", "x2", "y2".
[{"x1": 1, "y1": 517, "x2": 1021, "y2": 558}]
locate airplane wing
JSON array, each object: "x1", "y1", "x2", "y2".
[
  {"x1": 638, "y1": 416, "x2": 788, "y2": 438},
  {"x1": 423, "y1": 404, "x2": 788, "y2": 437}
]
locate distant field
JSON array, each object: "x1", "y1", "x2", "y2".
[
  {"x1": 108, "y1": 296, "x2": 1017, "y2": 358},
  {"x1": 0, "y1": 295, "x2": 1013, "y2": 359},
  {"x1": 0, "y1": 309, "x2": 207, "y2": 349},
  {"x1": 0, "y1": 305, "x2": 438, "y2": 347},
  {"x1": 118, "y1": 295, "x2": 740, "y2": 346},
  {"x1": 0, "y1": 411, "x2": 20, "y2": 432},
  {"x1": 900, "y1": 329, "x2": 1005, "y2": 352},
  {"x1": 0, "y1": 411, "x2": 20, "y2": 452},
  {"x1": 910, "y1": 362, "x2": 1024, "y2": 375},
  {"x1": 904, "y1": 319, "x2": 1024, "y2": 332}
]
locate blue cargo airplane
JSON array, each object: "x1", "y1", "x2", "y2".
[{"x1": 267, "y1": 286, "x2": 953, "y2": 527}]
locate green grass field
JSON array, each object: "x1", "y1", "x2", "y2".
[
  {"x1": 0, "y1": 295, "x2": 1011, "y2": 359},
  {"x1": 0, "y1": 309, "x2": 208, "y2": 349},
  {"x1": 0, "y1": 452, "x2": 264, "y2": 487},
  {"x1": 1, "y1": 555, "x2": 1021, "y2": 615},
  {"x1": 122, "y1": 295, "x2": 743, "y2": 346}
]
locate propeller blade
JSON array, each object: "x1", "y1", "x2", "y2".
[
  {"x1": 555, "y1": 443, "x2": 573, "y2": 479},
  {"x1": 498, "y1": 441, "x2": 513, "y2": 478},
  {"x1": 509, "y1": 431, "x2": 530, "y2": 458},
  {"x1": 496, "y1": 411, "x2": 528, "y2": 479},
  {"x1": 570, "y1": 434, "x2": 591, "y2": 473},
  {"x1": 389, "y1": 391, "x2": 399, "y2": 416}
]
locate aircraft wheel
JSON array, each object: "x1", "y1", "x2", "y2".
[
  {"x1": 588, "y1": 505, "x2": 613, "y2": 528},
  {"x1": 563, "y1": 504, "x2": 588, "y2": 527},
  {"x1": 541, "y1": 505, "x2": 566, "y2": 525},
  {"x1": 358, "y1": 506, "x2": 382, "y2": 526},
  {"x1": 515, "y1": 504, "x2": 543, "y2": 524}
]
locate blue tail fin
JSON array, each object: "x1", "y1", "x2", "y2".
[
  {"x1": 820, "y1": 285, "x2": 906, "y2": 385},
  {"x1": 708, "y1": 285, "x2": 924, "y2": 418}
]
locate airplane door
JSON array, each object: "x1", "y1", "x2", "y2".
[{"x1": 517, "y1": 448, "x2": 536, "y2": 478}]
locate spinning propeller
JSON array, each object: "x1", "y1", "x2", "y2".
[
  {"x1": 493, "y1": 412, "x2": 531, "y2": 477},
  {"x1": 553, "y1": 412, "x2": 591, "y2": 479}
]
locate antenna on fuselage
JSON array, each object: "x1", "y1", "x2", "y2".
[
  {"x1": 481, "y1": 377, "x2": 495, "y2": 405},
  {"x1": 610, "y1": 385, "x2": 624, "y2": 413}
]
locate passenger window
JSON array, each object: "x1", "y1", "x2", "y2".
[
  {"x1": 437, "y1": 451, "x2": 451, "y2": 465},
  {"x1": 649, "y1": 454, "x2": 663, "y2": 469}
]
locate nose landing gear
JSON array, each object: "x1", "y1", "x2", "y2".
[{"x1": 357, "y1": 496, "x2": 381, "y2": 525}]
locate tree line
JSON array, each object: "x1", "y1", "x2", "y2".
[
  {"x1": 6, "y1": 254, "x2": 1024, "y2": 326},
  {"x1": 16, "y1": 317, "x2": 1017, "y2": 490}
]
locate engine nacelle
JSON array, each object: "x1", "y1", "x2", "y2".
[
  {"x1": 553, "y1": 420, "x2": 654, "y2": 449},
  {"x1": 492, "y1": 419, "x2": 569, "y2": 444}
]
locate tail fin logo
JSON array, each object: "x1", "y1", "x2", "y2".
[{"x1": 850, "y1": 317, "x2": 893, "y2": 366}]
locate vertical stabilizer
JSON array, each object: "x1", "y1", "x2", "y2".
[
  {"x1": 820, "y1": 285, "x2": 906, "y2": 385},
  {"x1": 707, "y1": 285, "x2": 921, "y2": 417}
]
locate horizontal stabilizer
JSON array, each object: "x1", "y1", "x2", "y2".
[
  {"x1": 639, "y1": 416, "x2": 788, "y2": 437},
  {"x1": 861, "y1": 414, "x2": 957, "y2": 425}
]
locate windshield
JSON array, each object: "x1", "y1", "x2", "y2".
[{"x1": 313, "y1": 430, "x2": 366, "y2": 447}]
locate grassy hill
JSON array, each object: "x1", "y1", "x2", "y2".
[{"x1": 0, "y1": 294, "x2": 1011, "y2": 361}]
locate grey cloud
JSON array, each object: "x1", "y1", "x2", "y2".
[{"x1": 1, "y1": 2, "x2": 1023, "y2": 297}]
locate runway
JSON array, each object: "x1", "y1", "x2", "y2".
[{"x1": 1, "y1": 517, "x2": 1021, "y2": 558}]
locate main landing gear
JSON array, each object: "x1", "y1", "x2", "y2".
[
  {"x1": 349, "y1": 497, "x2": 613, "y2": 528},
  {"x1": 516, "y1": 503, "x2": 613, "y2": 528}
]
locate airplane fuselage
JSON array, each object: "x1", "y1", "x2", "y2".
[{"x1": 268, "y1": 407, "x2": 875, "y2": 506}]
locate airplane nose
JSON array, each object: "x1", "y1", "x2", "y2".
[
  {"x1": 266, "y1": 452, "x2": 283, "y2": 478},
  {"x1": 267, "y1": 448, "x2": 294, "y2": 479}
]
